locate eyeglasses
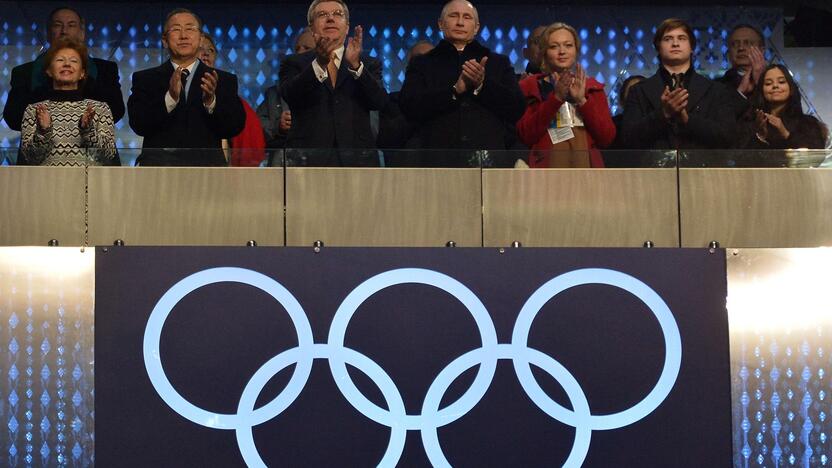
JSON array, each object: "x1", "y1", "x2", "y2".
[
  {"x1": 314, "y1": 9, "x2": 346, "y2": 20},
  {"x1": 167, "y1": 26, "x2": 201, "y2": 35}
]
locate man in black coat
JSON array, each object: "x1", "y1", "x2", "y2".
[
  {"x1": 620, "y1": 18, "x2": 736, "y2": 151},
  {"x1": 3, "y1": 7, "x2": 124, "y2": 164},
  {"x1": 279, "y1": 0, "x2": 388, "y2": 166},
  {"x1": 127, "y1": 8, "x2": 245, "y2": 166},
  {"x1": 398, "y1": 0, "x2": 526, "y2": 167}
]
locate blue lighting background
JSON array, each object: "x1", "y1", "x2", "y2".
[{"x1": 1, "y1": 3, "x2": 817, "y2": 152}]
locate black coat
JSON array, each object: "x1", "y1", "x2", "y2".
[
  {"x1": 3, "y1": 55, "x2": 125, "y2": 132},
  {"x1": 279, "y1": 50, "x2": 387, "y2": 152},
  {"x1": 619, "y1": 70, "x2": 736, "y2": 150},
  {"x1": 398, "y1": 40, "x2": 525, "y2": 166},
  {"x1": 127, "y1": 61, "x2": 246, "y2": 166}
]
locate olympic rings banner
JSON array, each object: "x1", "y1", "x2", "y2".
[{"x1": 94, "y1": 247, "x2": 730, "y2": 467}]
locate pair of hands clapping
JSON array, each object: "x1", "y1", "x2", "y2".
[
  {"x1": 737, "y1": 47, "x2": 766, "y2": 95},
  {"x1": 550, "y1": 64, "x2": 587, "y2": 106},
  {"x1": 454, "y1": 56, "x2": 488, "y2": 94},
  {"x1": 314, "y1": 25, "x2": 364, "y2": 70},
  {"x1": 168, "y1": 66, "x2": 219, "y2": 107},
  {"x1": 755, "y1": 109, "x2": 789, "y2": 141},
  {"x1": 35, "y1": 104, "x2": 96, "y2": 131}
]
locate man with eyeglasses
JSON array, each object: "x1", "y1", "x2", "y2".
[
  {"x1": 127, "y1": 8, "x2": 245, "y2": 166},
  {"x1": 3, "y1": 7, "x2": 125, "y2": 164},
  {"x1": 278, "y1": 0, "x2": 387, "y2": 166}
]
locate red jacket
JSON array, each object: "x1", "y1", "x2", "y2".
[
  {"x1": 516, "y1": 74, "x2": 615, "y2": 168},
  {"x1": 230, "y1": 98, "x2": 266, "y2": 166}
]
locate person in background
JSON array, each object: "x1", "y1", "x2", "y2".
[
  {"x1": 739, "y1": 64, "x2": 828, "y2": 150},
  {"x1": 199, "y1": 33, "x2": 266, "y2": 166},
  {"x1": 398, "y1": 0, "x2": 525, "y2": 167},
  {"x1": 257, "y1": 29, "x2": 316, "y2": 152},
  {"x1": 521, "y1": 25, "x2": 547, "y2": 77},
  {"x1": 279, "y1": 0, "x2": 387, "y2": 166},
  {"x1": 516, "y1": 22, "x2": 615, "y2": 167},
  {"x1": 619, "y1": 18, "x2": 735, "y2": 150},
  {"x1": 127, "y1": 8, "x2": 245, "y2": 166},
  {"x1": 21, "y1": 38, "x2": 116, "y2": 166},
  {"x1": 377, "y1": 40, "x2": 434, "y2": 164},
  {"x1": 717, "y1": 24, "x2": 767, "y2": 98},
  {"x1": 607, "y1": 74, "x2": 645, "y2": 153},
  {"x1": 4, "y1": 6, "x2": 123, "y2": 165}
]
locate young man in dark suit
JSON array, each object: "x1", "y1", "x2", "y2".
[
  {"x1": 619, "y1": 18, "x2": 736, "y2": 151},
  {"x1": 127, "y1": 8, "x2": 245, "y2": 166},
  {"x1": 3, "y1": 7, "x2": 124, "y2": 164},
  {"x1": 278, "y1": 0, "x2": 388, "y2": 166}
]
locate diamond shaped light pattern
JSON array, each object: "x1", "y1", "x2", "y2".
[
  {"x1": 0, "y1": 6, "x2": 828, "y2": 463},
  {"x1": 0, "y1": 251, "x2": 95, "y2": 467}
]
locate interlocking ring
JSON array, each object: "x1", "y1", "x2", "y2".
[{"x1": 144, "y1": 266, "x2": 681, "y2": 467}]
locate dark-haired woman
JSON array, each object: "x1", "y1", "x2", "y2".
[
  {"x1": 21, "y1": 38, "x2": 116, "y2": 165},
  {"x1": 742, "y1": 64, "x2": 827, "y2": 149}
]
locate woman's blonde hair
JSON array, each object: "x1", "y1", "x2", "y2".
[{"x1": 538, "y1": 22, "x2": 580, "y2": 73}]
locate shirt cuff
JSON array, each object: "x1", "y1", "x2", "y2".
[
  {"x1": 473, "y1": 82, "x2": 484, "y2": 95},
  {"x1": 165, "y1": 92, "x2": 178, "y2": 113},
  {"x1": 347, "y1": 61, "x2": 364, "y2": 78},
  {"x1": 204, "y1": 96, "x2": 216, "y2": 114},
  {"x1": 312, "y1": 59, "x2": 328, "y2": 83}
]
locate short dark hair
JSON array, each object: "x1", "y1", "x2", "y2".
[
  {"x1": 727, "y1": 24, "x2": 765, "y2": 46},
  {"x1": 46, "y1": 6, "x2": 85, "y2": 32},
  {"x1": 653, "y1": 18, "x2": 697, "y2": 54},
  {"x1": 44, "y1": 37, "x2": 89, "y2": 86},
  {"x1": 164, "y1": 8, "x2": 203, "y2": 33}
]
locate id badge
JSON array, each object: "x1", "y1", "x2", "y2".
[
  {"x1": 548, "y1": 126, "x2": 575, "y2": 144},
  {"x1": 548, "y1": 104, "x2": 575, "y2": 144}
]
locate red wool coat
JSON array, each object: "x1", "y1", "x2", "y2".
[{"x1": 516, "y1": 74, "x2": 616, "y2": 168}]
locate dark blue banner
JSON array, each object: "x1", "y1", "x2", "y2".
[{"x1": 94, "y1": 247, "x2": 730, "y2": 466}]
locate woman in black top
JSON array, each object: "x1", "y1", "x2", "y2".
[{"x1": 743, "y1": 64, "x2": 827, "y2": 149}]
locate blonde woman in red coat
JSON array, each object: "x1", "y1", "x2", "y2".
[{"x1": 516, "y1": 23, "x2": 616, "y2": 167}]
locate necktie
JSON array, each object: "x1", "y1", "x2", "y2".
[
  {"x1": 180, "y1": 68, "x2": 190, "y2": 101},
  {"x1": 327, "y1": 54, "x2": 338, "y2": 87}
]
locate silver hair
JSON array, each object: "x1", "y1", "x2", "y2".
[{"x1": 307, "y1": 0, "x2": 350, "y2": 26}]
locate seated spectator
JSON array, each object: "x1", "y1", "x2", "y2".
[
  {"x1": 516, "y1": 22, "x2": 615, "y2": 167},
  {"x1": 619, "y1": 18, "x2": 735, "y2": 151},
  {"x1": 740, "y1": 64, "x2": 828, "y2": 150},
  {"x1": 20, "y1": 38, "x2": 116, "y2": 166},
  {"x1": 199, "y1": 33, "x2": 266, "y2": 166},
  {"x1": 4, "y1": 6, "x2": 123, "y2": 165}
]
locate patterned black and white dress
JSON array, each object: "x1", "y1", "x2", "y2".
[{"x1": 21, "y1": 90, "x2": 116, "y2": 166}]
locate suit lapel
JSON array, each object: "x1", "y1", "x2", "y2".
[
  {"x1": 685, "y1": 72, "x2": 711, "y2": 113},
  {"x1": 642, "y1": 74, "x2": 665, "y2": 113}
]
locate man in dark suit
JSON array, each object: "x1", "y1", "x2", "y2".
[
  {"x1": 398, "y1": 0, "x2": 526, "y2": 167},
  {"x1": 3, "y1": 7, "x2": 124, "y2": 164},
  {"x1": 127, "y1": 8, "x2": 245, "y2": 166},
  {"x1": 279, "y1": 0, "x2": 388, "y2": 166},
  {"x1": 620, "y1": 18, "x2": 736, "y2": 151}
]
